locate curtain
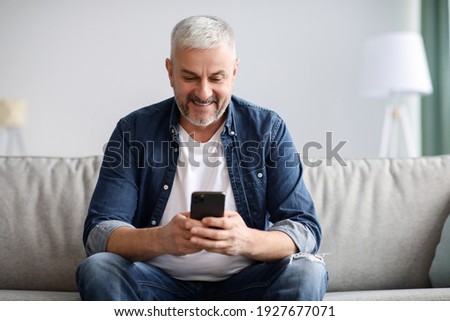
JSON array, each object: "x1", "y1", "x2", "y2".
[{"x1": 421, "y1": 0, "x2": 450, "y2": 155}]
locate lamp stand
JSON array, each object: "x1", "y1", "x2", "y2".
[
  {"x1": 0, "y1": 128, "x2": 27, "y2": 155},
  {"x1": 379, "y1": 104, "x2": 417, "y2": 157}
]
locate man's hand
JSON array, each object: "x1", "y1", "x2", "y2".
[
  {"x1": 106, "y1": 212, "x2": 205, "y2": 261},
  {"x1": 159, "y1": 212, "x2": 205, "y2": 256},
  {"x1": 188, "y1": 211, "x2": 252, "y2": 256}
]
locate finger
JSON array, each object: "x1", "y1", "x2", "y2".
[
  {"x1": 179, "y1": 212, "x2": 190, "y2": 218},
  {"x1": 223, "y1": 210, "x2": 239, "y2": 217},
  {"x1": 190, "y1": 225, "x2": 228, "y2": 240},
  {"x1": 190, "y1": 236, "x2": 228, "y2": 250},
  {"x1": 172, "y1": 213, "x2": 188, "y2": 228},
  {"x1": 178, "y1": 231, "x2": 206, "y2": 251},
  {"x1": 173, "y1": 213, "x2": 202, "y2": 230},
  {"x1": 201, "y1": 217, "x2": 230, "y2": 229},
  {"x1": 203, "y1": 211, "x2": 241, "y2": 226},
  {"x1": 184, "y1": 217, "x2": 207, "y2": 230}
]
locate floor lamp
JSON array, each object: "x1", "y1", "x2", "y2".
[
  {"x1": 361, "y1": 32, "x2": 433, "y2": 157},
  {"x1": 0, "y1": 99, "x2": 28, "y2": 155}
]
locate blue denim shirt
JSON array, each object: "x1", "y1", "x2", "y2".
[{"x1": 83, "y1": 96, "x2": 321, "y2": 256}]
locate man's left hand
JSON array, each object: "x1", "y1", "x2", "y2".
[{"x1": 189, "y1": 211, "x2": 254, "y2": 257}]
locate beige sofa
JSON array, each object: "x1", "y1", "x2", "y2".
[{"x1": 1, "y1": 155, "x2": 449, "y2": 300}]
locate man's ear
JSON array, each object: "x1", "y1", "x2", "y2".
[
  {"x1": 233, "y1": 58, "x2": 240, "y2": 78},
  {"x1": 165, "y1": 58, "x2": 174, "y2": 87}
]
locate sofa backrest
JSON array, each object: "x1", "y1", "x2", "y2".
[
  {"x1": 0, "y1": 156, "x2": 102, "y2": 292},
  {"x1": 304, "y1": 156, "x2": 450, "y2": 292}
]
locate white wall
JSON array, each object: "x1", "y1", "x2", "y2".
[{"x1": 0, "y1": 0, "x2": 420, "y2": 158}]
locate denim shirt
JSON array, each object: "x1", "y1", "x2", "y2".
[{"x1": 83, "y1": 95, "x2": 321, "y2": 256}]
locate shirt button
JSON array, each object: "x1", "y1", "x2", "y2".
[
  {"x1": 230, "y1": 130, "x2": 235, "y2": 136},
  {"x1": 163, "y1": 184, "x2": 169, "y2": 190},
  {"x1": 150, "y1": 220, "x2": 157, "y2": 226},
  {"x1": 257, "y1": 172, "x2": 263, "y2": 178}
]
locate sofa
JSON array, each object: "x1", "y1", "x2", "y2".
[{"x1": 1, "y1": 155, "x2": 449, "y2": 300}]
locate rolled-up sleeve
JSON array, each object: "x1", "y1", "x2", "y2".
[
  {"x1": 85, "y1": 220, "x2": 134, "y2": 256},
  {"x1": 269, "y1": 219, "x2": 317, "y2": 254}
]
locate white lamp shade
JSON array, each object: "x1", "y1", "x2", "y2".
[
  {"x1": 361, "y1": 32, "x2": 433, "y2": 98},
  {"x1": 0, "y1": 99, "x2": 28, "y2": 128}
]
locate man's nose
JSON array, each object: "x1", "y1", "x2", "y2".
[{"x1": 195, "y1": 79, "x2": 213, "y2": 101}]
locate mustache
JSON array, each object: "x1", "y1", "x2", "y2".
[{"x1": 189, "y1": 94, "x2": 218, "y2": 105}]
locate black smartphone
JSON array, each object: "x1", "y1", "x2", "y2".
[{"x1": 190, "y1": 191, "x2": 225, "y2": 220}]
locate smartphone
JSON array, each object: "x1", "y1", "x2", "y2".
[{"x1": 190, "y1": 191, "x2": 225, "y2": 220}]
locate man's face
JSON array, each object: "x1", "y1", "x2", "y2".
[{"x1": 166, "y1": 45, "x2": 239, "y2": 128}]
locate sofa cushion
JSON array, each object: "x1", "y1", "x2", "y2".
[
  {"x1": 324, "y1": 288, "x2": 450, "y2": 301},
  {"x1": 0, "y1": 156, "x2": 102, "y2": 292},
  {"x1": 304, "y1": 156, "x2": 450, "y2": 292},
  {"x1": 429, "y1": 214, "x2": 450, "y2": 287},
  {"x1": 0, "y1": 290, "x2": 81, "y2": 301}
]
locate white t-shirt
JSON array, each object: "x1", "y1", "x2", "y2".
[{"x1": 148, "y1": 122, "x2": 254, "y2": 281}]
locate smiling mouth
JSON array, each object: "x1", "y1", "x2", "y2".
[
  {"x1": 190, "y1": 95, "x2": 217, "y2": 107},
  {"x1": 192, "y1": 101, "x2": 213, "y2": 107}
]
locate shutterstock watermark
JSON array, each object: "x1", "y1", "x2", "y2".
[
  {"x1": 302, "y1": 132, "x2": 347, "y2": 167},
  {"x1": 102, "y1": 131, "x2": 347, "y2": 169}
]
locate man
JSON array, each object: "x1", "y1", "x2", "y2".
[{"x1": 76, "y1": 15, "x2": 327, "y2": 300}]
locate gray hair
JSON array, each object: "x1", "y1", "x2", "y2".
[{"x1": 170, "y1": 15, "x2": 236, "y2": 60}]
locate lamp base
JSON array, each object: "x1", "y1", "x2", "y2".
[
  {"x1": 379, "y1": 105, "x2": 417, "y2": 157},
  {"x1": 0, "y1": 128, "x2": 27, "y2": 156}
]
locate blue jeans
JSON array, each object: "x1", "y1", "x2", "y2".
[{"x1": 76, "y1": 252, "x2": 328, "y2": 300}]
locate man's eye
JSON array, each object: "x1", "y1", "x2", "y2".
[
  {"x1": 183, "y1": 77, "x2": 196, "y2": 82},
  {"x1": 210, "y1": 77, "x2": 223, "y2": 82}
]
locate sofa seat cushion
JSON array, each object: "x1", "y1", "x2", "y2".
[
  {"x1": 0, "y1": 290, "x2": 80, "y2": 301},
  {"x1": 324, "y1": 288, "x2": 450, "y2": 301}
]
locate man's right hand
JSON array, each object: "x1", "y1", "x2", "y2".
[{"x1": 106, "y1": 212, "x2": 206, "y2": 261}]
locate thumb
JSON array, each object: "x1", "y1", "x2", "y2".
[{"x1": 179, "y1": 212, "x2": 190, "y2": 218}]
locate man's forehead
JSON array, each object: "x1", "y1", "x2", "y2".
[
  {"x1": 172, "y1": 48, "x2": 235, "y2": 73},
  {"x1": 180, "y1": 68, "x2": 228, "y2": 76}
]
